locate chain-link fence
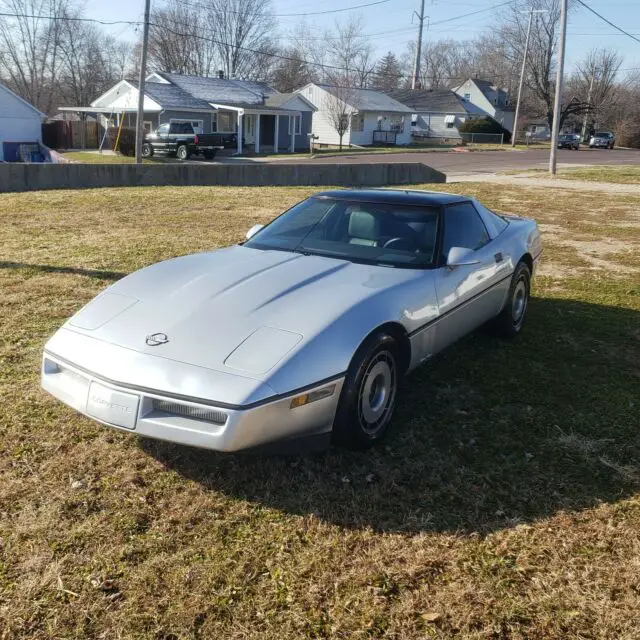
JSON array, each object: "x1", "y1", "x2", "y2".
[{"x1": 459, "y1": 132, "x2": 505, "y2": 144}]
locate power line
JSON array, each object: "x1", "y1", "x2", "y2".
[
  {"x1": 575, "y1": 0, "x2": 640, "y2": 44},
  {"x1": 171, "y1": 0, "x2": 391, "y2": 18},
  {"x1": 0, "y1": 8, "x2": 512, "y2": 84}
]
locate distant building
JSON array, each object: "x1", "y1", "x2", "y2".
[
  {"x1": 452, "y1": 79, "x2": 515, "y2": 133},
  {"x1": 0, "y1": 82, "x2": 45, "y2": 161}
]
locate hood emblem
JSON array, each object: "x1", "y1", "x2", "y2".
[{"x1": 146, "y1": 333, "x2": 169, "y2": 346}]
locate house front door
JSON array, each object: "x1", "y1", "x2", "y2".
[{"x1": 260, "y1": 115, "x2": 275, "y2": 145}]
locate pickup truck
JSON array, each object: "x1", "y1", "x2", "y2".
[
  {"x1": 589, "y1": 131, "x2": 615, "y2": 149},
  {"x1": 142, "y1": 122, "x2": 238, "y2": 160}
]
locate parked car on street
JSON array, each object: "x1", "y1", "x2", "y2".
[
  {"x1": 142, "y1": 122, "x2": 237, "y2": 160},
  {"x1": 558, "y1": 133, "x2": 580, "y2": 150},
  {"x1": 589, "y1": 131, "x2": 615, "y2": 149},
  {"x1": 42, "y1": 190, "x2": 542, "y2": 453}
]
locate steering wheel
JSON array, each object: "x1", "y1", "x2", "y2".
[{"x1": 383, "y1": 237, "x2": 414, "y2": 251}]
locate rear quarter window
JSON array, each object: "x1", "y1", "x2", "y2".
[{"x1": 473, "y1": 200, "x2": 508, "y2": 238}]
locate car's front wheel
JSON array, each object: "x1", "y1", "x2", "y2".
[
  {"x1": 332, "y1": 332, "x2": 401, "y2": 450},
  {"x1": 492, "y1": 261, "x2": 531, "y2": 338},
  {"x1": 142, "y1": 143, "x2": 153, "y2": 158}
]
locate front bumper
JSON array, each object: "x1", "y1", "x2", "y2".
[{"x1": 42, "y1": 352, "x2": 344, "y2": 452}]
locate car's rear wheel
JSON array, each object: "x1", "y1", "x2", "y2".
[
  {"x1": 332, "y1": 332, "x2": 400, "y2": 450},
  {"x1": 176, "y1": 145, "x2": 190, "y2": 160},
  {"x1": 492, "y1": 261, "x2": 531, "y2": 338},
  {"x1": 203, "y1": 150, "x2": 215, "y2": 160}
]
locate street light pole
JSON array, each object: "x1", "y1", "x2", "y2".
[
  {"x1": 549, "y1": 0, "x2": 568, "y2": 175},
  {"x1": 135, "y1": 0, "x2": 151, "y2": 164},
  {"x1": 581, "y1": 69, "x2": 597, "y2": 142}
]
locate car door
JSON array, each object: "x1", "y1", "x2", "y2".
[
  {"x1": 432, "y1": 201, "x2": 510, "y2": 352},
  {"x1": 154, "y1": 123, "x2": 170, "y2": 152}
]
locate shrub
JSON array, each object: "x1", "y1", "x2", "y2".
[
  {"x1": 458, "y1": 117, "x2": 511, "y2": 143},
  {"x1": 614, "y1": 118, "x2": 640, "y2": 148},
  {"x1": 105, "y1": 127, "x2": 136, "y2": 156}
]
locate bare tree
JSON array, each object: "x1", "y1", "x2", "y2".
[
  {"x1": 208, "y1": 0, "x2": 276, "y2": 80},
  {"x1": 0, "y1": 0, "x2": 68, "y2": 112},
  {"x1": 58, "y1": 12, "x2": 131, "y2": 106},
  {"x1": 323, "y1": 85, "x2": 356, "y2": 150},
  {"x1": 148, "y1": 0, "x2": 217, "y2": 76},
  {"x1": 324, "y1": 16, "x2": 373, "y2": 87}
]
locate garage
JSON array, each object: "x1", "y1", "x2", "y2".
[{"x1": 0, "y1": 82, "x2": 44, "y2": 162}]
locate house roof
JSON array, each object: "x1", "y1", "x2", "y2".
[
  {"x1": 316, "y1": 84, "x2": 412, "y2": 113},
  {"x1": 156, "y1": 72, "x2": 277, "y2": 107},
  {"x1": 389, "y1": 89, "x2": 469, "y2": 114},
  {"x1": 135, "y1": 80, "x2": 212, "y2": 110},
  {"x1": 266, "y1": 92, "x2": 315, "y2": 110}
]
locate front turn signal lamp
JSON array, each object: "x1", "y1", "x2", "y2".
[{"x1": 290, "y1": 384, "x2": 336, "y2": 409}]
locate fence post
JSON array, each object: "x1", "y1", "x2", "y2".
[{"x1": 500, "y1": 133, "x2": 504, "y2": 147}]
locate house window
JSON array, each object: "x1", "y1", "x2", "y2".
[
  {"x1": 143, "y1": 121, "x2": 153, "y2": 133},
  {"x1": 215, "y1": 111, "x2": 234, "y2": 132},
  {"x1": 446, "y1": 121, "x2": 455, "y2": 129},
  {"x1": 350, "y1": 114, "x2": 364, "y2": 132},
  {"x1": 288, "y1": 115, "x2": 302, "y2": 135},
  {"x1": 444, "y1": 114, "x2": 456, "y2": 129},
  {"x1": 464, "y1": 93, "x2": 471, "y2": 101},
  {"x1": 388, "y1": 115, "x2": 404, "y2": 132},
  {"x1": 170, "y1": 118, "x2": 203, "y2": 133}
]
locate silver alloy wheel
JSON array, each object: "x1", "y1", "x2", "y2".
[
  {"x1": 357, "y1": 350, "x2": 397, "y2": 435},
  {"x1": 511, "y1": 276, "x2": 528, "y2": 326}
]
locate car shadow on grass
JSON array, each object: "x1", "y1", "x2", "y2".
[
  {"x1": 0, "y1": 261, "x2": 126, "y2": 280},
  {"x1": 141, "y1": 297, "x2": 639, "y2": 534}
]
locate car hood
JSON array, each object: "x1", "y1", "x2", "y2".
[{"x1": 63, "y1": 246, "x2": 416, "y2": 380}]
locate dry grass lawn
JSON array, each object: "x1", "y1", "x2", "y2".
[{"x1": 1, "y1": 184, "x2": 639, "y2": 639}]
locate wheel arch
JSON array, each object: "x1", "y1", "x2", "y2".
[
  {"x1": 359, "y1": 321, "x2": 412, "y2": 375},
  {"x1": 520, "y1": 252, "x2": 533, "y2": 274}
]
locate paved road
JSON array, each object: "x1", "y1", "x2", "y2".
[
  {"x1": 208, "y1": 147, "x2": 640, "y2": 176},
  {"x1": 282, "y1": 147, "x2": 640, "y2": 175}
]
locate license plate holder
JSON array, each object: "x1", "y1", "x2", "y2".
[{"x1": 86, "y1": 382, "x2": 139, "y2": 430}]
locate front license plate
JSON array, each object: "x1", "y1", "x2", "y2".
[{"x1": 86, "y1": 382, "x2": 139, "y2": 430}]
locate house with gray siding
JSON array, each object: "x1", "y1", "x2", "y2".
[
  {"x1": 452, "y1": 78, "x2": 515, "y2": 133},
  {"x1": 59, "y1": 72, "x2": 315, "y2": 154},
  {"x1": 389, "y1": 89, "x2": 485, "y2": 139}
]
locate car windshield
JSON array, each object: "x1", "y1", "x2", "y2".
[
  {"x1": 559, "y1": 134, "x2": 571, "y2": 139},
  {"x1": 245, "y1": 197, "x2": 440, "y2": 268},
  {"x1": 595, "y1": 132, "x2": 610, "y2": 137}
]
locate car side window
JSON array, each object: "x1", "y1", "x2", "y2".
[
  {"x1": 157, "y1": 124, "x2": 169, "y2": 135},
  {"x1": 442, "y1": 202, "x2": 490, "y2": 258}
]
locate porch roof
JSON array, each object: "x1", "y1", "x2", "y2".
[
  {"x1": 209, "y1": 102, "x2": 302, "y2": 116},
  {"x1": 58, "y1": 106, "x2": 162, "y2": 114}
]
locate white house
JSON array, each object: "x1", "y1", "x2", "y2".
[
  {"x1": 390, "y1": 88, "x2": 487, "y2": 139},
  {"x1": 452, "y1": 79, "x2": 515, "y2": 133},
  {"x1": 299, "y1": 83, "x2": 412, "y2": 147},
  {"x1": 0, "y1": 82, "x2": 45, "y2": 161}
]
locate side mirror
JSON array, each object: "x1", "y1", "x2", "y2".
[
  {"x1": 446, "y1": 246, "x2": 480, "y2": 268},
  {"x1": 245, "y1": 224, "x2": 264, "y2": 240}
]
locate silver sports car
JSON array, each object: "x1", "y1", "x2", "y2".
[{"x1": 42, "y1": 189, "x2": 542, "y2": 451}]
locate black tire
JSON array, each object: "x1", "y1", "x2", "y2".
[
  {"x1": 203, "y1": 150, "x2": 215, "y2": 160},
  {"x1": 176, "y1": 145, "x2": 190, "y2": 161},
  {"x1": 142, "y1": 143, "x2": 153, "y2": 158},
  {"x1": 492, "y1": 261, "x2": 531, "y2": 338},
  {"x1": 332, "y1": 332, "x2": 401, "y2": 450}
]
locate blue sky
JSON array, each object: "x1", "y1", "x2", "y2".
[{"x1": 93, "y1": 0, "x2": 640, "y2": 78}]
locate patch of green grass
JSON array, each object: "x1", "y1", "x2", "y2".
[
  {"x1": 62, "y1": 152, "x2": 156, "y2": 164},
  {"x1": 1, "y1": 184, "x2": 639, "y2": 638}
]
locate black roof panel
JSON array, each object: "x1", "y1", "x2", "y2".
[{"x1": 312, "y1": 189, "x2": 469, "y2": 206}]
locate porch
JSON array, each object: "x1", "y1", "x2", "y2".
[{"x1": 210, "y1": 103, "x2": 304, "y2": 155}]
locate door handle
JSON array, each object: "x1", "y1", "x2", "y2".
[{"x1": 494, "y1": 252, "x2": 504, "y2": 263}]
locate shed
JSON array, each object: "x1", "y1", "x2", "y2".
[{"x1": 0, "y1": 82, "x2": 45, "y2": 161}]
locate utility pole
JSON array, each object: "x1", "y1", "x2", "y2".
[
  {"x1": 512, "y1": 10, "x2": 539, "y2": 147},
  {"x1": 549, "y1": 0, "x2": 568, "y2": 175},
  {"x1": 580, "y1": 69, "x2": 597, "y2": 142},
  {"x1": 135, "y1": 0, "x2": 151, "y2": 164},
  {"x1": 411, "y1": 0, "x2": 426, "y2": 90}
]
